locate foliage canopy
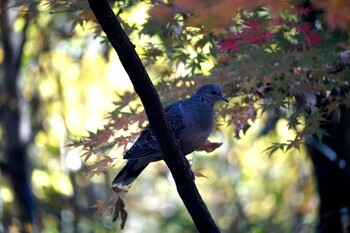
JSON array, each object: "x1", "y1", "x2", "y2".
[{"x1": 1, "y1": 0, "x2": 350, "y2": 232}]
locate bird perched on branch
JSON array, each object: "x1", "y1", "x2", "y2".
[{"x1": 112, "y1": 84, "x2": 229, "y2": 187}]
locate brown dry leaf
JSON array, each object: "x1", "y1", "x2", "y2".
[
  {"x1": 173, "y1": 0, "x2": 205, "y2": 12},
  {"x1": 113, "y1": 198, "x2": 127, "y2": 229},
  {"x1": 262, "y1": 0, "x2": 292, "y2": 17},
  {"x1": 83, "y1": 9, "x2": 96, "y2": 21},
  {"x1": 91, "y1": 199, "x2": 111, "y2": 217},
  {"x1": 149, "y1": 5, "x2": 176, "y2": 21},
  {"x1": 119, "y1": 205, "x2": 128, "y2": 229},
  {"x1": 193, "y1": 168, "x2": 209, "y2": 179},
  {"x1": 210, "y1": 0, "x2": 240, "y2": 27},
  {"x1": 196, "y1": 140, "x2": 223, "y2": 153},
  {"x1": 112, "y1": 188, "x2": 129, "y2": 229},
  {"x1": 263, "y1": 74, "x2": 273, "y2": 84}
]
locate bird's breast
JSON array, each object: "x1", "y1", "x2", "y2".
[
  {"x1": 179, "y1": 130, "x2": 211, "y2": 155},
  {"x1": 179, "y1": 103, "x2": 214, "y2": 155}
]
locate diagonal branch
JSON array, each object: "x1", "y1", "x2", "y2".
[{"x1": 87, "y1": 0, "x2": 220, "y2": 232}]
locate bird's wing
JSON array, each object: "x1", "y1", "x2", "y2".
[
  {"x1": 123, "y1": 126, "x2": 159, "y2": 159},
  {"x1": 164, "y1": 101, "x2": 186, "y2": 138},
  {"x1": 124, "y1": 101, "x2": 185, "y2": 159}
]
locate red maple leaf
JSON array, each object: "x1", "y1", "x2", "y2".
[
  {"x1": 304, "y1": 32, "x2": 321, "y2": 47},
  {"x1": 242, "y1": 20, "x2": 261, "y2": 31},
  {"x1": 295, "y1": 23, "x2": 311, "y2": 35},
  {"x1": 218, "y1": 37, "x2": 241, "y2": 52},
  {"x1": 241, "y1": 30, "x2": 275, "y2": 45},
  {"x1": 244, "y1": 34, "x2": 260, "y2": 44},
  {"x1": 262, "y1": 30, "x2": 275, "y2": 41}
]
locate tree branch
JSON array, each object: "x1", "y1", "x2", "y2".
[{"x1": 87, "y1": 0, "x2": 220, "y2": 232}]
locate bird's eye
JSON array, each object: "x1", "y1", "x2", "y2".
[{"x1": 211, "y1": 91, "x2": 217, "y2": 95}]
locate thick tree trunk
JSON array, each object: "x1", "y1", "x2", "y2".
[
  {"x1": 306, "y1": 107, "x2": 350, "y2": 233},
  {"x1": 87, "y1": 0, "x2": 220, "y2": 232},
  {"x1": 0, "y1": 1, "x2": 35, "y2": 232},
  {"x1": 297, "y1": 1, "x2": 350, "y2": 231}
]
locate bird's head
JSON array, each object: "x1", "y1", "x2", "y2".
[{"x1": 194, "y1": 84, "x2": 229, "y2": 104}]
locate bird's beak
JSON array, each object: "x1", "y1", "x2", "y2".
[{"x1": 221, "y1": 95, "x2": 229, "y2": 103}]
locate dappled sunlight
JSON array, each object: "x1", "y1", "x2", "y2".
[
  {"x1": 32, "y1": 169, "x2": 74, "y2": 198},
  {"x1": 0, "y1": 187, "x2": 14, "y2": 203},
  {"x1": 32, "y1": 169, "x2": 51, "y2": 199},
  {"x1": 105, "y1": 56, "x2": 132, "y2": 89},
  {"x1": 51, "y1": 172, "x2": 74, "y2": 196},
  {"x1": 65, "y1": 149, "x2": 82, "y2": 172}
]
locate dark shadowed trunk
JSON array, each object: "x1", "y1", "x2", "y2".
[
  {"x1": 298, "y1": 1, "x2": 350, "y2": 232},
  {"x1": 0, "y1": 1, "x2": 35, "y2": 232},
  {"x1": 306, "y1": 107, "x2": 350, "y2": 233}
]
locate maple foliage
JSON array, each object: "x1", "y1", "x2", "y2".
[
  {"x1": 91, "y1": 199, "x2": 113, "y2": 217},
  {"x1": 70, "y1": 0, "x2": 350, "y2": 175},
  {"x1": 91, "y1": 189, "x2": 128, "y2": 229},
  {"x1": 149, "y1": 0, "x2": 292, "y2": 32},
  {"x1": 207, "y1": 8, "x2": 348, "y2": 153},
  {"x1": 62, "y1": 0, "x2": 350, "y2": 228},
  {"x1": 86, "y1": 156, "x2": 115, "y2": 180},
  {"x1": 149, "y1": 0, "x2": 350, "y2": 32},
  {"x1": 227, "y1": 104, "x2": 257, "y2": 138}
]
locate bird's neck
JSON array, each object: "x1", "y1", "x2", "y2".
[{"x1": 190, "y1": 94, "x2": 214, "y2": 106}]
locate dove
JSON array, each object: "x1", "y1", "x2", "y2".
[{"x1": 112, "y1": 84, "x2": 228, "y2": 187}]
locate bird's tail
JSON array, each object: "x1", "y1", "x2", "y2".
[{"x1": 112, "y1": 159, "x2": 149, "y2": 187}]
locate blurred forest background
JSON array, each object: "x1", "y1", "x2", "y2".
[{"x1": 0, "y1": 0, "x2": 350, "y2": 232}]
